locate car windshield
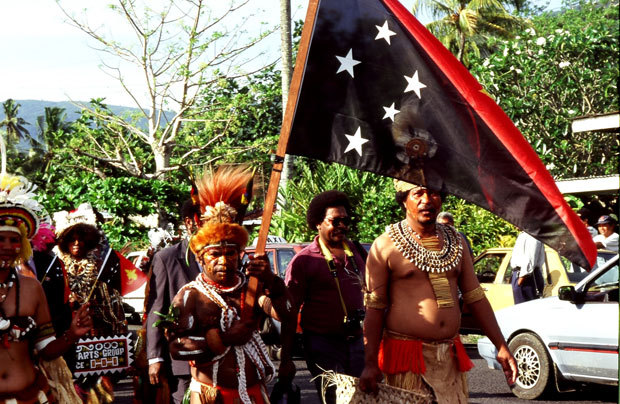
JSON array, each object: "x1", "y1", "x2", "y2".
[{"x1": 562, "y1": 251, "x2": 617, "y2": 283}]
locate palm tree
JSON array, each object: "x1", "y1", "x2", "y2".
[
  {"x1": 413, "y1": 0, "x2": 526, "y2": 63},
  {"x1": 0, "y1": 99, "x2": 31, "y2": 150}
]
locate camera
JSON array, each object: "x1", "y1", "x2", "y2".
[{"x1": 343, "y1": 309, "x2": 365, "y2": 339}]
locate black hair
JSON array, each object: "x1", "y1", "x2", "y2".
[
  {"x1": 181, "y1": 198, "x2": 201, "y2": 221},
  {"x1": 306, "y1": 190, "x2": 352, "y2": 230},
  {"x1": 57, "y1": 223, "x2": 102, "y2": 255}
]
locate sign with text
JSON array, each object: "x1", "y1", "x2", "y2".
[{"x1": 73, "y1": 334, "x2": 133, "y2": 377}]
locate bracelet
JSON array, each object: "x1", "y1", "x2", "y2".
[{"x1": 205, "y1": 328, "x2": 227, "y2": 355}]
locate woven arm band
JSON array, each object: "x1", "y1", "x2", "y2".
[
  {"x1": 364, "y1": 291, "x2": 388, "y2": 310},
  {"x1": 462, "y1": 286, "x2": 486, "y2": 305}
]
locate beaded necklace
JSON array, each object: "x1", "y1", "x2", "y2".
[
  {"x1": 188, "y1": 271, "x2": 274, "y2": 404},
  {"x1": 59, "y1": 249, "x2": 99, "y2": 303},
  {"x1": 387, "y1": 221, "x2": 462, "y2": 273},
  {"x1": 0, "y1": 272, "x2": 16, "y2": 303}
]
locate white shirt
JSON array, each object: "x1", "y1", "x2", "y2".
[
  {"x1": 510, "y1": 232, "x2": 545, "y2": 278},
  {"x1": 593, "y1": 232, "x2": 619, "y2": 252}
]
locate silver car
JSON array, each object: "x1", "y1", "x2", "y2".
[{"x1": 477, "y1": 253, "x2": 619, "y2": 399}]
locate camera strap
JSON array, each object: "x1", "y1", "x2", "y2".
[{"x1": 318, "y1": 238, "x2": 357, "y2": 322}]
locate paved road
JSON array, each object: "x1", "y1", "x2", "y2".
[{"x1": 114, "y1": 347, "x2": 617, "y2": 403}]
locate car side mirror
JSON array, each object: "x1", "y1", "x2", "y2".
[{"x1": 558, "y1": 285, "x2": 576, "y2": 302}]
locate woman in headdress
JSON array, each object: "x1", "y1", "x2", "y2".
[
  {"x1": 0, "y1": 173, "x2": 92, "y2": 403},
  {"x1": 53, "y1": 203, "x2": 128, "y2": 403}
]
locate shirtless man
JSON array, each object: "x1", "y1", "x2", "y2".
[
  {"x1": 163, "y1": 166, "x2": 293, "y2": 404},
  {"x1": 359, "y1": 181, "x2": 517, "y2": 403}
]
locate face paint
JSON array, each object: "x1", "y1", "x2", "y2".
[
  {"x1": 0, "y1": 231, "x2": 21, "y2": 268},
  {"x1": 199, "y1": 245, "x2": 240, "y2": 286}
]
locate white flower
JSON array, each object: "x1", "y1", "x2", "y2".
[
  {"x1": 515, "y1": 35, "x2": 521, "y2": 40},
  {"x1": 536, "y1": 37, "x2": 546, "y2": 46},
  {"x1": 525, "y1": 28, "x2": 532, "y2": 34},
  {"x1": 503, "y1": 47, "x2": 509, "y2": 57},
  {"x1": 510, "y1": 66, "x2": 515, "y2": 71},
  {"x1": 546, "y1": 163, "x2": 556, "y2": 171},
  {"x1": 515, "y1": 50, "x2": 521, "y2": 55},
  {"x1": 538, "y1": 49, "x2": 544, "y2": 55},
  {"x1": 567, "y1": 109, "x2": 576, "y2": 115},
  {"x1": 515, "y1": 68, "x2": 522, "y2": 74},
  {"x1": 555, "y1": 29, "x2": 563, "y2": 34},
  {"x1": 483, "y1": 59, "x2": 490, "y2": 67},
  {"x1": 559, "y1": 61, "x2": 571, "y2": 68}
]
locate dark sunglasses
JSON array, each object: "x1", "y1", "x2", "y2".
[{"x1": 326, "y1": 216, "x2": 351, "y2": 227}]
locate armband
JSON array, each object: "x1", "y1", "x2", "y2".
[
  {"x1": 364, "y1": 291, "x2": 388, "y2": 310},
  {"x1": 462, "y1": 286, "x2": 486, "y2": 304},
  {"x1": 36, "y1": 321, "x2": 55, "y2": 340},
  {"x1": 205, "y1": 328, "x2": 227, "y2": 355}
]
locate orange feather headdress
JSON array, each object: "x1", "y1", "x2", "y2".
[{"x1": 189, "y1": 165, "x2": 254, "y2": 255}]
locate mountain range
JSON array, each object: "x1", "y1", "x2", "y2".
[{"x1": 0, "y1": 99, "x2": 173, "y2": 140}]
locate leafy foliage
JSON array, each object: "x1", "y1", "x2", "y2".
[
  {"x1": 272, "y1": 159, "x2": 518, "y2": 254},
  {"x1": 441, "y1": 196, "x2": 518, "y2": 254},
  {"x1": 37, "y1": 173, "x2": 187, "y2": 248},
  {"x1": 469, "y1": 0, "x2": 619, "y2": 178},
  {"x1": 414, "y1": 0, "x2": 527, "y2": 64},
  {"x1": 271, "y1": 159, "x2": 404, "y2": 243}
]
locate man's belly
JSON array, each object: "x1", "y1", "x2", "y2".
[{"x1": 385, "y1": 298, "x2": 461, "y2": 340}]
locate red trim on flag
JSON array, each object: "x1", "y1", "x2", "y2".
[{"x1": 381, "y1": 0, "x2": 596, "y2": 268}]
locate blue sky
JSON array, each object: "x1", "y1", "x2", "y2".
[{"x1": 1, "y1": 0, "x2": 561, "y2": 108}]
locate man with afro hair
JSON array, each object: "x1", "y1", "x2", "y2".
[{"x1": 280, "y1": 190, "x2": 367, "y2": 404}]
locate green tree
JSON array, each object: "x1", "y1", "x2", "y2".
[
  {"x1": 38, "y1": 172, "x2": 187, "y2": 248},
  {"x1": 413, "y1": 0, "x2": 527, "y2": 64},
  {"x1": 468, "y1": 0, "x2": 619, "y2": 178},
  {"x1": 55, "y1": 0, "x2": 277, "y2": 179},
  {"x1": 0, "y1": 99, "x2": 31, "y2": 171},
  {"x1": 270, "y1": 159, "x2": 403, "y2": 243}
]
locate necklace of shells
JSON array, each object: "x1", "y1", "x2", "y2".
[
  {"x1": 0, "y1": 271, "x2": 16, "y2": 303},
  {"x1": 187, "y1": 272, "x2": 274, "y2": 404},
  {"x1": 387, "y1": 220, "x2": 462, "y2": 273},
  {"x1": 58, "y1": 249, "x2": 100, "y2": 303}
]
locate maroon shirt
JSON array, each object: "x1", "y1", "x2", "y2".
[{"x1": 284, "y1": 236, "x2": 365, "y2": 335}]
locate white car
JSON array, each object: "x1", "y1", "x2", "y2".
[{"x1": 477, "y1": 253, "x2": 619, "y2": 399}]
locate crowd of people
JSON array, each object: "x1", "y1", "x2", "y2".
[{"x1": 0, "y1": 164, "x2": 616, "y2": 404}]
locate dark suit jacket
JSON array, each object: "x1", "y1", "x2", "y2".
[{"x1": 146, "y1": 239, "x2": 201, "y2": 376}]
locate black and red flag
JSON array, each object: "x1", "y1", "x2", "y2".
[{"x1": 284, "y1": 0, "x2": 596, "y2": 268}]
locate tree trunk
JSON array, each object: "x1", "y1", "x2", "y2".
[{"x1": 279, "y1": 0, "x2": 295, "y2": 190}]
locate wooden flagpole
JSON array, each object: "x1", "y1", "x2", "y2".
[{"x1": 242, "y1": 0, "x2": 321, "y2": 320}]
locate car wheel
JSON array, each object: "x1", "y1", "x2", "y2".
[{"x1": 509, "y1": 333, "x2": 553, "y2": 400}]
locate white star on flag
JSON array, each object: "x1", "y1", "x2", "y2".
[
  {"x1": 404, "y1": 70, "x2": 426, "y2": 98},
  {"x1": 383, "y1": 103, "x2": 400, "y2": 121},
  {"x1": 375, "y1": 20, "x2": 396, "y2": 45},
  {"x1": 344, "y1": 127, "x2": 369, "y2": 156},
  {"x1": 335, "y1": 49, "x2": 361, "y2": 78}
]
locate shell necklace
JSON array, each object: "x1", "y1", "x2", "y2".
[
  {"x1": 0, "y1": 272, "x2": 16, "y2": 303},
  {"x1": 387, "y1": 221, "x2": 462, "y2": 273}
]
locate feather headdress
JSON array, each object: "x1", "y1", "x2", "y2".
[
  {"x1": 190, "y1": 165, "x2": 254, "y2": 255},
  {"x1": 0, "y1": 173, "x2": 45, "y2": 262}
]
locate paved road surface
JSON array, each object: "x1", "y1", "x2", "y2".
[{"x1": 114, "y1": 347, "x2": 617, "y2": 403}]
